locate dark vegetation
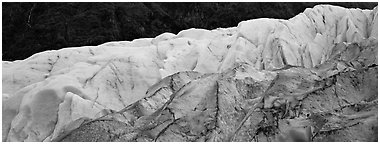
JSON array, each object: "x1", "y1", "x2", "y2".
[{"x1": 2, "y1": 2, "x2": 377, "y2": 61}]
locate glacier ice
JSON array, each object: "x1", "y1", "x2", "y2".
[{"x1": 2, "y1": 5, "x2": 378, "y2": 142}]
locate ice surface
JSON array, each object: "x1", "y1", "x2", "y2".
[{"x1": 2, "y1": 5, "x2": 378, "y2": 141}]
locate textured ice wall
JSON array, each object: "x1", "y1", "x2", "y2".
[{"x1": 2, "y1": 5, "x2": 377, "y2": 141}]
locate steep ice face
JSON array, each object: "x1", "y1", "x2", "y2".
[
  {"x1": 235, "y1": 5, "x2": 378, "y2": 70},
  {"x1": 2, "y1": 5, "x2": 378, "y2": 142}
]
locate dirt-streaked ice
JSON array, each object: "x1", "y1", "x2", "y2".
[{"x1": 2, "y1": 5, "x2": 377, "y2": 141}]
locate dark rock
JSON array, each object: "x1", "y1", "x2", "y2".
[{"x1": 2, "y1": 2, "x2": 378, "y2": 61}]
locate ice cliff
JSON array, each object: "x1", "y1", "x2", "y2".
[{"x1": 2, "y1": 5, "x2": 378, "y2": 142}]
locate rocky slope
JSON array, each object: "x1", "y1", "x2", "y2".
[
  {"x1": 2, "y1": 5, "x2": 378, "y2": 142},
  {"x1": 2, "y1": 2, "x2": 378, "y2": 61}
]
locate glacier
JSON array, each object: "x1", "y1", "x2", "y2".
[{"x1": 2, "y1": 5, "x2": 378, "y2": 142}]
